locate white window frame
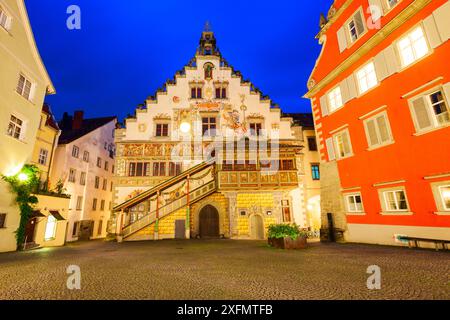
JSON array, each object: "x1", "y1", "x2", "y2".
[
  {"x1": 16, "y1": 74, "x2": 34, "y2": 101},
  {"x1": 0, "y1": 6, "x2": 12, "y2": 31},
  {"x1": 430, "y1": 180, "x2": 450, "y2": 215},
  {"x1": 38, "y1": 148, "x2": 49, "y2": 165},
  {"x1": 409, "y1": 86, "x2": 450, "y2": 134},
  {"x1": 363, "y1": 111, "x2": 394, "y2": 150},
  {"x1": 6, "y1": 114, "x2": 25, "y2": 140},
  {"x1": 345, "y1": 7, "x2": 367, "y2": 45},
  {"x1": 332, "y1": 129, "x2": 353, "y2": 160},
  {"x1": 345, "y1": 192, "x2": 365, "y2": 214},
  {"x1": 356, "y1": 61, "x2": 378, "y2": 95},
  {"x1": 396, "y1": 25, "x2": 430, "y2": 69},
  {"x1": 327, "y1": 86, "x2": 343, "y2": 113},
  {"x1": 439, "y1": 185, "x2": 450, "y2": 211},
  {"x1": 379, "y1": 187, "x2": 411, "y2": 214}
]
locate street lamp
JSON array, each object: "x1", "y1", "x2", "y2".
[{"x1": 180, "y1": 122, "x2": 191, "y2": 134}]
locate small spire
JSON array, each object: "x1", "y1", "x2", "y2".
[{"x1": 204, "y1": 20, "x2": 212, "y2": 32}]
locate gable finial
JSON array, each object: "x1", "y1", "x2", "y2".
[{"x1": 204, "y1": 20, "x2": 212, "y2": 32}]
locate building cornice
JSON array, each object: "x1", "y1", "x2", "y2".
[{"x1": 305, "y1": 0, "x2": 433, "y2": 98}]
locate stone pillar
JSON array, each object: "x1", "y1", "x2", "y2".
[{"x1": 224, "y1": 192, "x2": 237, "y2": 238}]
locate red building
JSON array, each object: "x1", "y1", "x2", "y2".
[{"x1": 305, "y1": 0, "x2": 450, "y2": 246}]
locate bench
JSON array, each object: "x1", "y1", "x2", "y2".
[{"x1": 399, "y1": 236, "x2": 450, "y2": 251}]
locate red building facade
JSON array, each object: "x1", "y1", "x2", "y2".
[{"x1": 306, "y1": 0, "x2": 450, "y2": 246}]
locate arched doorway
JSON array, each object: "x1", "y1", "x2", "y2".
[
  {"x1": 250, "y1": 215, "x2": 264, "y2": 240},
  {"x1": 199, "y1": 205, "x2": 220, "y2": 238}
]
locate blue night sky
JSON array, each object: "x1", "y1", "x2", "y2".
[{"x1": 25, "y1": 0, "x2": 333, "y2": 122}]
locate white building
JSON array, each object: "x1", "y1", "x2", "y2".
[{"x1": 51, "y1": 111, "x2": 116, "y2": 242}]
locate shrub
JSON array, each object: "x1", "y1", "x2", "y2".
[{"x1": 267, "y1": 224, "x2": 307, "y2": 240}]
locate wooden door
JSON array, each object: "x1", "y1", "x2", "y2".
[
  {"x1": 250, "y1": 215, "x2": 264, "y2": 240},
  {"x1": 175, "y1": 220, "x2": 186, "y2": 239},
  {"x1": 199, "y1": 205, "x2": 219, "y2": 238},
  {"x1": 24, "y1": 218, "x2": 37, "y2": 243}
]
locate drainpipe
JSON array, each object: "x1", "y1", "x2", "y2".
[{"x1": 185, "y1": 175, "x2": 190, "y2": 239}]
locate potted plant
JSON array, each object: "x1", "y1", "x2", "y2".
[{"x1": 268, "y1": 224, "x2": 308, "y2": 249}]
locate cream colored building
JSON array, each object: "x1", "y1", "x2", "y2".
[
  {"x1": 51, "y1": 111, "x2": 116, "y2": 242},
  {"x1": 112, "y1": 27, "x2": 314, "y2": 241},
  {"x1": 0, "y1": 0, "x2": 55, "y2": 252}
]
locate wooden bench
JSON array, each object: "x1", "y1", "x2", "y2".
[{"x1": 399, "y1": 236, "x2": 450, "y2": 251}]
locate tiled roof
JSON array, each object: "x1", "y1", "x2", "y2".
[
  {"x1": 42, "y1": 104, "x2": 60, "y2": 131},
  {"x1": 58, "y1": 116, "x2": 116, "y2": 145}
]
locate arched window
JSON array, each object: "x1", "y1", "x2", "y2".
[{"x1": 204, "y1": 63, "x2": 214, "y2": 80}]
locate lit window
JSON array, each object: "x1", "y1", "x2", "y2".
[
  {"x1": 38, "y1": 149, "x2": 49, "y2": 165},
  {"x1": 346, "y1": 193, "x2": 363, "y2": 212},
  {"x1": 410, "y1": 89, "x2": 450, "y2": 132},
  {"x1": 7, "y1": 115, "x2": 23, "y2": 140},
  {"x1": 333, "y1": 130, "x2": 353, "y2": 159},
  {"x1": 397, "y1": 26, "x2": 429, "y2": 68},
  {"x1": 16, "y1": 75, "x2": 33, "y2": 100},
  {"x1": 356, "y1": 62, "x2": 378, "y2": 94},
  {"x1": 347, "y1": 9, "x2": 365, "y2": 43},
  {"x1": 72, "y1": 146, "x2": 79, "y2": 158},
  {"x1": 311, "y1": 164, "x2": 320, "y2": 180},
  {"x1": 44, "y1": 215, "x2": 57, "y2": 241},
  {"x1": 439, "y1": 185, "x2": 450, "y2": 211},
  {"x1": 328, "y1": 87, "x2": 343, "y2": 112},
  {"x1": 202, "y1": 117, "x2": 217, "y2": 136},
  {"x1": 364, "y1": 112, "x2": 393, "y2": 149},
  {"x1": 155, "y1": 124, "x2": 169, "y2": 137},
  {"x1": 383, "y1": 190, "x2": 409, "y2": 212}
]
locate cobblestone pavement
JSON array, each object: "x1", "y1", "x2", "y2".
[{"x1": 0, "y1": 240, "x2": 448, "y2": 300}]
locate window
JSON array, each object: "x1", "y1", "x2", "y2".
[
  {"x1": 72, "y1": 222, "x2": 79, "y2": 236},
  {"x1": 249, "y1": 123, "x2": 262, "y2": 136},
  {"x1": 0, "y1": 213, "x2": 6, "y2": 228},
  {"x1": 153, "y1": 162, "x2": 166, "y2": 176},
  {"x1": 439, "y1": 186, "x2": 450, "y2": 211},
  {"x1": 97, "y1": 157, "x2": 102, "y2": 168},
  {"x1": 364, "y1": 111, "x2": 393, "y2": 149},
  {"x1": 386, "y1": 0, "x2": 399, "y2": 9},
  {"x1": 382, "y1": 189, "x2": 409, "y2": 212},
  {"x1": 76, "y1": 196, "x2": 83, "y2": 211},
  {"x1": 128, "y1": 162, "x2": 150, "y2": 177},
  {"x1": 191, "y1": 87, "x2": 203, "y2": 99},
  {"x1": 202, "y1": 117, "x2": 217, "y2": 136},
  {"x1": 104, "y1": 161, "x2": 109, "y2": 171},
  {"x1": 155, "y1": 124, "x2": 169, "y2": 137},
  {"x1": 92, "y1": 198, "x2": 98, "y2": 211},
  {"x1": 311, "y1": 164, "x2": 320, "y2": 180},
  {"x1": 38, "y1": 149, "x2": 49, "y2": 165},
  {"x1": 100, "y1": 200, "x2": 105, "y2": 211},
  {"x1": 280, "y1": 159, "x2": 295, "y2": 171},
  {"x1": 0, "y1": 7, "x2": 11, "y2": 30},
  {"x1": 110, "y1": 181, "x2": 113, "y2": 192},
  {"x1": 102, "y1": 179, "x2": 107, "y2": 191},
  {"x1": 308, "y1": 137, "x2": 318, "y2": 151},
  {"x1": 347, "y1": 9, "x2": 365, "y2": 43},
  {"x1": 72, "y1": 146, "x2": 79, "y2": 158},
  {"x1": 97, "y1": 220, "x2": 103, "y2": 236},
  {"x1": 215, "y1": 86, "x2": 227, "y2": 99},
  {"x1": 7, "y1": 115, "x2": 23, "y2": 140},
  {"x1": 328, "y1": 87, "x2": 343, "y2": 112},
  {"x1": 69, "y1": 169, "x2": 76, "y2": 183},
  {"x1": 397, "y1": 26, "x2": 429, "y2": 68},
  {"x1": 345, "y1": 193, "x2": 364, "y2": 212},
  {"x1": 333, "y1": 130, "x2": 353, "y2": 159},
  {"x1": 44, "y1": 215, "x2": 57, "y2": 241},
  {"x1": 16, "y1": 75, "x2": 33, "y2": 100},
  {"x1": 281, "y1": 200, "x2": 291, "y2": 222},
  {"x1": 80, "y1": 172, "x2": 87, "y2": 186},
  {"x1": 83, "y1": 151, "x2": 89, "y2": 162},
  {"x1": 112, "y1": 165, "x2": 115, "y2": 174},
  {"x1": 95, "y1": 176, "x2": 100, "y2": 189},
  {"x1": 169, "y1": 162, "x2": 182, "y2": 176},
  {"x1": 356, "y1": 62, "x2": 378, "y2": 94},
  {"x1": 410, "y1": 89, "x2": 450, "y2": 133}
]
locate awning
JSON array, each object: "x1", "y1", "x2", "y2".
[
  {"x1": 49, "y1": 210, "x2": 65, "y2": 221},
  {"x1": 31, "y1": 210, "x2": 45, "y2": 218}
]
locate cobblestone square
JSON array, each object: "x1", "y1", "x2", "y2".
[{"x1": 0, "y1": 240, "x2": 448, "y2": 300}]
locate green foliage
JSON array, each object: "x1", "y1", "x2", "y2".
[
  {"x1": 268, "y1": 224, "x2": 308, "y2": 240},
  {"x1": 53, "y1": 179, "x2": 67, "y2": 195},
  {"x1": 2, "y1": 165, "x2": 40, "y2": 250}
]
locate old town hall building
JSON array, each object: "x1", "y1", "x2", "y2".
[{"x1": 112, "y1": 26, "x2": 319, "y2": 241}]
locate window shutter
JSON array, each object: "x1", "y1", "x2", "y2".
[
  {"x1": 368, "y1": 0, "x2": 384, "y2": 21},
  {"x1": 346, "y1": 74, "x2": 358, "y2": 100},
  {"x1": 376, "y1": 115, "x2": 390, "y2": 143},
  {"x1": 337, "y1": 26, "x2": 348, "y2": 53},
  {"x1": 433, "y1": 1, "x2": 450, "y2": 41},
  {"x1": 320, "y1": 95, "x2": 329, "y2": 117},
  {"x1": 340, "y1": 79, "x2": 350, "y2": 104},
  {"x1": 374, "y1": 50, "x2": 389, "y2": 81},
  {"x1": 383, "y1": 45, "x2": 400, "y2": 76},
  {"x1": 354, "y1": 11, "x2": 365, "y2": 35},
  {"x1": 411, "y1": 97, "x2": 433, "y2": 132},
  {"x1": 366, "y1": 119, "x2": 379, "y2": 147},
  {"x1": 443, "y1": 83, "x2": 450, "y2": 104},
  {"x1": 423, "y1": 15, "x2": 443, "y2": 49},
  {"x1": 342, "y1": 131, "x2": 352, "y2": 155},
  {"x1": 326, "y1": 138, "x2": 336, "y2": 161}
]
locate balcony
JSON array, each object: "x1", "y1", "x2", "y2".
[{"x1": 218, "y1": 170, "x2": 299, "y2": 190}]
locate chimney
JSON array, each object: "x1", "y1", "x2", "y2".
[{"x1": 72, "y1": 111, "x2": 84, "y2": 130}]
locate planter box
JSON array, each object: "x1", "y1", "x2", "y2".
[{"x1": 268, "y1": 237, "x2": 307, "y2": 250}]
